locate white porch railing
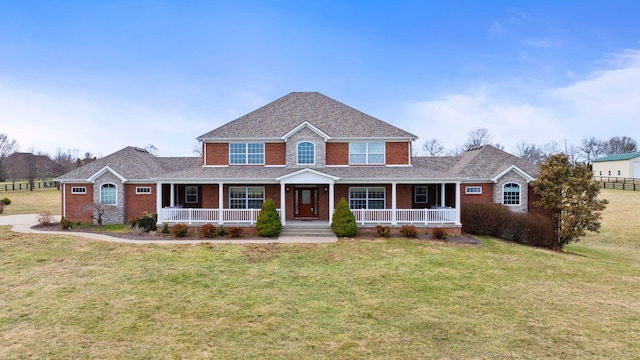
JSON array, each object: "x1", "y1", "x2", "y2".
[
  {"x1": 158, "y1": 208, "x2": 282, "y2": 225},
  {"x1": 352, "y1": 208, "x2": 457, "y2": 225}
]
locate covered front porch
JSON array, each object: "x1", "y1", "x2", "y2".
[{"x1": 155, "y1": 169, "x2": 462, "y2": 227}]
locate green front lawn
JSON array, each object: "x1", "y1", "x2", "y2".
[{"x1": 0, "y1": 189, "x2": 638, "y2": 359}]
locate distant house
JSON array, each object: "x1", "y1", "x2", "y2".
[
  {"x1": 4, "y1": 152, "x2": 58, "y2": 181},
  {"x1": 55, "y1": 92, "x2": 541, "y2": 233},
  {"x1": 592, "y1": 152, "x2": 640, "y2": 178}
]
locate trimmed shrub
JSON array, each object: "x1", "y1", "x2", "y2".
[
  {"x1": 400, "y1": 225, "x2": 418, "y2": 238},
  {"x1": 331, "y1": 197, "x2": 357, "y2": 237},
  {"x1": 256, "y1": 198, "x2": 281, "y2": 237},
  {"x1": 218, "y1": 226, "x2": 227, "y2": 237},
  {"x1": 228, "y1": 226, "x2": 243, "y2": 238},
  {"x1": 200, "y1": 223, "x2": 217, "y2": 238},
  {"x1": 161, "y1": 222, "x2": 170, "y2": 234},
  {"x1": 375, "y1": 225, "x2": 391, "y2": 238},
  {"x1": 60, "y1": 217, "x2": 74, "y2": 229},
  {"x1": 172, "y1": 223, "x2": 189, "y2": 238},
  {"x1": 461, "y1": 203, "x2": 555, "y2": 248},
  {"x1": 131, "y1": 212, "x2": 157, "y2": 232},
  {"x1": 2, "y1": 197, "x2": 11, "y2": 205},
  {"x1": 432, "y1": 228, "x2": 448, "y2": 240}
]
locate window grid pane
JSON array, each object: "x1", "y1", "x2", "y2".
[
  {"x1": 503, "y1": 183, "x2": 520, "y2": 205},
  {"x1": 349, "y1": 142, "x2": 385, "y2": 164},
  {"x1": 100, "y1": 184, "x2": 116, "y2": 205},
  {"x1": 297, "y1": 142, "x2": 315, "y2": 164},
  {"x1": 229, "y1": 187, "x2": 265, "y2": 209},
  {"x1": 349, "y1": 187, "x2": 385, "y2": 209},
  {"x1": 415, "y1": 186, "x2": 428, "y2": 203}
]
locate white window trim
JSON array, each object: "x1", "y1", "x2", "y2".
[
  {"x1": 414, "y1": 186, "x2": 428, "y2": 203},
  {"x1": 185, "y1": 185, "x2": 198, "y2": 203},
  {"x1": 349, "y1": 142, "x2": 386, "y2": 165},
  {"x1": 465, "y1": 186, "x2": 483, "y2": 194},
  {"x1": 502, "y1": 182, "x2": 521, "y2": 206},
  {"x1": 297, "y1": 141, "x2": 316, "y2": 165},
  {"x1": 348, "y1": 187, "x2": 386, "y2": 209},
  {"x1": 71, "y1": 186, "x2": 86, "y2": 194},
  {"x1": 229, "y1": 186, "x2": 265, "y2": 209},
  {"x1": 100, "y1": 183, "x2": 117, "y2": 206},
  {"x1": 229, "y1": 142, "x2": 265, "y2": 165},
  {"x1": 136, "y1": 186, "x2": 152, "y2": 194}
]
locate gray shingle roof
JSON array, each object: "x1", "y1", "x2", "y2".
[
  {"x1": 197, "y1": 92, "x2": 417, "y2": 140},
  {"x1": 55, "y1": 146, "x2": 200, "y2": 181},
  {"x1": 447, "y1": 145, "x2": 539, "y2": 179}
]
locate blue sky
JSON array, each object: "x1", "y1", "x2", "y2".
[{"x1": 1, "y1": 1, "x2": 639, "y2": 157}]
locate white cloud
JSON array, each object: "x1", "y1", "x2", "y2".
[
  {"x1": 405, "y1": 50, "x2": 640, "y2": 154},
  {"x1": 0, "y1": 81, "x2": 209, "y2": 157}
]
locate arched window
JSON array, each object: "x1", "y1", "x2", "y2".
[
  {"x1": 502, "y1": 183, "x2": 520, "y2": 205},
  {"x1": 297, "y1": 141, "x2": 315, "y2": 165},
  {"x1": 100, "y1": 183, "x2": 117, "y2": 205}
]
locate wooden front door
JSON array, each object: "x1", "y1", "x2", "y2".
[{"x1": 296, "y1": 187, "x2": 318, "y2": 218}]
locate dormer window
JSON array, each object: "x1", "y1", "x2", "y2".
[
  {"x1": 349, "y1": 142, "x2": 385, "y2": 164},
  {"x1": 297, "y1": 141, "x2": 315, "y2": 165},
  {"x1": 229, "y1": 143, "x2": 264, "y2": 165}
]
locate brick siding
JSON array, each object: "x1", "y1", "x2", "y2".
[
  {"x1": 386, "y1": 142, "x2": 410, "y2": 165},
  {"x1": 204, "y1": 143, "x2": 229, "y2": 166},
  {"x1": 125, "y1": 184, "x2": 157, "y2": 222}
]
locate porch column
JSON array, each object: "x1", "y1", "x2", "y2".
[
  {"x1": 170, "y1": 184, "x2": 175, "y2": 207},
  {"x1": 155, "y1": 182, "x2": 162, "y2": 224},
  {"x1": 329, "y1": 182, "x2": 335, "y2": 222},
  {"x1": 455, "y1": 181, "x2": 462, "y2": 225},
  {"x1": 391, "y1": 182, "x2": 397, "y2": 225},
  {"x1": 440, "y1": 183, "x2": 446, "y2": 207},
  {"x1": 280, "y1": 182, "x2": 286, "y2": 226},
  {"x1": 218, "y1": 182, "x2": 224, "y2": 225}
]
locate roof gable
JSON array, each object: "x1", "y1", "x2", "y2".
[
  {"x1": 197, "y1": 92, "x2": 417, "y2": 141},
  {"x1": 448, "y1": 145, "x2": 539, "y2": 180},
  {"x1": 281, "y1": 121, "x2": 331, "y2": 141}
]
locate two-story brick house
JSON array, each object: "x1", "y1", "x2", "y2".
[{"x1": 55, "y1": 92, "x2": 539, "y2": 234}]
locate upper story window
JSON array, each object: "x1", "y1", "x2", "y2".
[
  {"x1": 502, "y1": 183, "x2": 520, "y2": 206},
  {"x1": 100, "y1": 183, "x2": 117, "y2": 205},
  {"x1": 229, "y1": 143, "x2": 264, "y2": 165},
  {"x1": 297, "y1": 141, "x2": 315, "y2": 165},
  {"x1": 349, "y1": 142, "x2": 385, "y2": 164}
]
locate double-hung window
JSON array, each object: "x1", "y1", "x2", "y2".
[
  {"x1": 502, "y1": 183, "x2": 520, "y2": 205},
  {"x1": 229, "y1": 187, "x2": 265, "y2": 209},
  {"x1": 229, "y1": 143, "x2": 264, "y2": 165},
  {"x1": 414, "y1": 186, "x2": 428, "y2": 203},
  {"x1": 185, "y1": 186, "x2": 198, "y2": 203},
  {"x1": 349, "y1": 187, "x2": 385, "y2": 209},
  {"x1": 349, "y1": 142, "x2": 385, "y2": 164}
]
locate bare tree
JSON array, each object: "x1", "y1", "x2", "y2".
[
  {"x1": 514, "y1": 142, "x2": 543, "y2": 164},
  {"x1": 144, "y1": 144, "x2": 159, "y2": 156},
  {"x1": 0, "y1": 133, "x2": 18, "y2": 182},
  {"x1": 540, "y1": 142, "x2": 561, "y2": 161},
  {"x1": 603, "y1": 136, "x2": 637, "y2": 155},
  {"x1": 463, "y1": 128, "x2": 493, "y2": 150},
  {"x1": 53, "y1": 148, "x2": 80, "y2": 176},
  {"x1": 193, "y1": 141, "x2": 203, "y2": 157},
  {"x1": 580, "y1": 137, "x2": 606, "y2": 164},
  {"x1": 566, "y1": 143, "x2": 582, "y2": 165},
  {"x1": 422, "y1": 138, "x2": 445, "y2": 156}
]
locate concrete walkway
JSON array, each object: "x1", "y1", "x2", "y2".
[{"x1": 0, "y1": 214, "x2": 338, "y2": 245}]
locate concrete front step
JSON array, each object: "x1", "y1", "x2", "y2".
[{"x1": 280, "y1": 228, "x2": 335, "y2": 237}]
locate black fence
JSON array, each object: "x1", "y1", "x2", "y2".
[
  {"x1": 0, "y1": 181, "x2": 58, "y2": 192},
  {"x1": 593, "y1": 176, "x2": 640, "y2": 191}
]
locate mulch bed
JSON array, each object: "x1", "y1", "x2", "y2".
[{"x1": 32, "y1": 223, "x2": 480, "y2": 245}]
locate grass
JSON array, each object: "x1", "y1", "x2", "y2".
[
  {"x1": 0, "y1": 188, "x2": 60, "y2": 215},
  {"x1": 0, "y1": 189, "x2": 638, "y2": 358}
]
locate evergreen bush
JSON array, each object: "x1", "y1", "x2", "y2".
[
  {"x1": 2, "y1": 197, "x2": 11, "y2": 205},
  {"x1": 331, "y1": 197, "x2": 357, "y2": 237},
  {"x1": 256, "y1": 198, "x2": 281, "y2": 237}
]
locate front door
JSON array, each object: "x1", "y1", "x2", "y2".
[{"x1": 295, "y1": 187, "x2": 318, "y2": 218}]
